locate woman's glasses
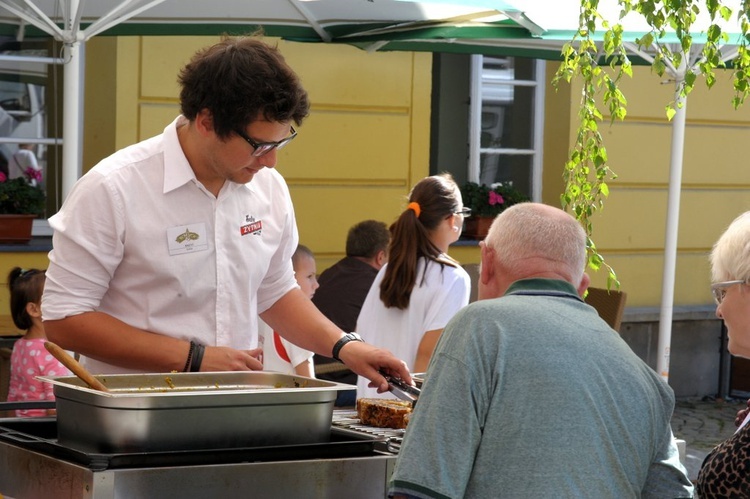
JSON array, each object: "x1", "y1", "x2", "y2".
[{"x1": 711, "y1": 279, "x2": 747, "y2": 305}]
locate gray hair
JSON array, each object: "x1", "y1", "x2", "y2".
[
  {"x1": 710, "y1": 211, "x2": 750, "y2": 282},
  {"x1": 484, "y1": 203, "x2": 587, "y2": 284}
]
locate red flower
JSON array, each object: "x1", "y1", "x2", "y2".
[
  {"x1": 25, "y1": 167, "x2": 42, "y2": 182},
  {"x1": 488, "y1": 191, "x2": 504, "y2": 206},
  {"x1": 0, "y1": 172, "x2": 6, "y2": 182}
]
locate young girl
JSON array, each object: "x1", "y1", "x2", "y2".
[
  {"x1": 7, "y1": 267, "x2": 70, "y2": 417},
  {"x1": 356, "y1": 173, "x2": 471, "y2": 399},
  {"x1": 259, "y1": 245, "x2": 319, "y2": 377}
]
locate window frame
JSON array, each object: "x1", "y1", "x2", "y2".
[
  {"x1": 468, "y1": 55, "x2": 546, "y2": 201},
  {"x1": 0, "y1": 42, "x2": 62, "y2": 237}
]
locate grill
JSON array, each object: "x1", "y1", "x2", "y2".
[
  {"x1": 332, "y1": 409, "x2": 405, "y2": 453},
  {"x1": 0, "y1": 410, "x2": 399, "y2": 499}
]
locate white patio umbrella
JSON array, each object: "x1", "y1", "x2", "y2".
[{"x1": 0, "y1": 0, "x2": 527, "y2": 199}]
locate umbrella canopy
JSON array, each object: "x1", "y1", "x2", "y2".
[{"x1": 0, "y1": 1, "x2": 529, "y2": 41}]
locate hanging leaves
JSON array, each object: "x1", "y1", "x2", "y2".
[{"x1": 555, "y1": 0, "x2": 750, "y2": 289}]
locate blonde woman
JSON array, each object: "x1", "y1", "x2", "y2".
[{"x1": 698, "y1": 211, "x2": 750, "y2": 498}]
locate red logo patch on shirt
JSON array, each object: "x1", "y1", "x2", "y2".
[
  {"x1": 240, "y1": 220, "x2": 262, "y2": 236},
  {"x1": 273, "y1": 332, "x2": 291, "y2": 363}
]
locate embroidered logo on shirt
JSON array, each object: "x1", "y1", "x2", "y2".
[{"x1": 240, "y1": 215, "x2": 262, "y2": 236}]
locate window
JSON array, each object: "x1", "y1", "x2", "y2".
[
  {"x1": 0, "y1": 37, "x2": 60, "y2": 236},
  {"x1": 430, "y1": 53, "x2": 545, "y2": 202},
  {"x1": 469, "y1": 55, "x2": 545, "y2": 201}
]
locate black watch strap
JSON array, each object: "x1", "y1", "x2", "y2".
[{"x1": 332, "y1": 332, "x2": 364, "y2": 361}]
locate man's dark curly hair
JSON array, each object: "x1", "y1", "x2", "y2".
[{"x1": 178, "y1": 36, "x2": 310, "y2": 139}]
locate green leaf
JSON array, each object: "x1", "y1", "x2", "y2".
[
  {"x1": 0, "y1": 178, "x2": 45, "y2": 215},
  {"x1": 685, "y1": 70, "x2": 697, "y2": 87}
]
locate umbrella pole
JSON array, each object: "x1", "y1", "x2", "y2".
[
  {"x1": 62, "y1": 39, "x2": 85, "y2": 201},
  {"x1": 656, "y1": 76, "x2": 687, "y2": 382}
]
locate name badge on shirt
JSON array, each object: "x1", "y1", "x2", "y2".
[{"x1": 167, "y1": 223, "x2": 209, "y2": 256}]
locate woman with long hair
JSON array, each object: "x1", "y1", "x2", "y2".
[{"x1": 356, "y1": 173, "x2": 471, "y2": 399}]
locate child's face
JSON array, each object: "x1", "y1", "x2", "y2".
[{"x1": 294, "y1": 255, "x2": 319, "y2": 299}]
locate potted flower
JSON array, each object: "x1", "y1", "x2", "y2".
[
  {"x1": 0, "y1": 171, "x2": 46, "y2": 244},
  {"x1": 460, "y1": 181, "x2": 529, "y2": 239}
]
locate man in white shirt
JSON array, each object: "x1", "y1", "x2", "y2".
[{"x1": 42, "y1": 37, "x2": 409, "y2": 391}]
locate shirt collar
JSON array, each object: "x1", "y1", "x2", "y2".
[
  {"x1": 505, "y1": 278, "x2": 583, "y2": 301},
  {"x1": 162, "y1": 115, "x2": 199, "y2": 194},
  {"x1": 161, "y1": 115, "x2": 257, "y2": 197}
]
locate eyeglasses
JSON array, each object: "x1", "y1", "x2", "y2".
[
  {"x1": 234, "y1": 126, "x2": 297, "y2": 157},
  {"x1": 454, "y1": 207, "x2": 472, "y2": 217},
  {"x1": 711, "y1": 279, "x2": 747, "y2": 305}
]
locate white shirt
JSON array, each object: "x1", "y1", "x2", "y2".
[
  {"x1": 356, "y1": 258, "x2": 470, "y2": 399},
  {"x1": 43, "y1": 116, "x2": 299, "y2": 374},
  {"x1": 258, "y1": 319, "x2": 314, "y2": 374}
]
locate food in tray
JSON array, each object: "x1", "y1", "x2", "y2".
[{"x1": 357, "y1": 398, "x2": 413, "y2": 429}]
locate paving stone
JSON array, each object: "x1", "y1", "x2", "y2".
[{"x1": 672, "y1": 396, "x2": 745, "y2": 482}]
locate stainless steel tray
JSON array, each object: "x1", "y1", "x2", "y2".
[{"x1": 39, "y1": 371, "x2": 351, "y2": 453}]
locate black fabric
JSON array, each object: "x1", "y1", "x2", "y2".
[{"x1": 312, "y1": 257, "x2": 378, "y2": 384}]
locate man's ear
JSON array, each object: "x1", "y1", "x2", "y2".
[
  {"x1": 577, "y1": 273, "x2": 591, "y2": 298},
  {"x1": 375, "y1": 250, "x2": 387, "y2": 269},
  {"x1": 479, "y1": 243, "x2": 495, "y2": 286},
  {"x1": 194, "y1": 108, "x2": 215, "y2": 135}
]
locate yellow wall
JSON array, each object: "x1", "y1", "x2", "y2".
[
  {"x1": 566, "y1": 67, "x2": 750, "y2": 306},
  {"x1": 4, "y1": 37, "x2": 747, "y2": 312}
]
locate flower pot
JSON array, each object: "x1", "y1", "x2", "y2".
[
  {"x1": 462, "y1": 215, "x2": 494, "y2": 240},
  {"x1": 0, "y1": 214, "x2": 36, "y2": 244}
]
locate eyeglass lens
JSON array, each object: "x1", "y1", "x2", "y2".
[
  {"x1": 238, "y1": 126, "x2": 297, "y2": 157},
  {"x1": 711, "y1": 280, "x2": 746, "y2": 305},
  {"x1": 252, "y1": 139, "x2": 290, "y2": 157},
  {"x1": 713, "y1": 288, "x2": 726, "y2": 305}
]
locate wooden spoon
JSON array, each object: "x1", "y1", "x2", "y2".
[{"x1": 44, "y1": 341, "x2": 110, "y2": 392}]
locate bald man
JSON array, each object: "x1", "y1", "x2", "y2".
[{"x1": 390, "y1": 203, "x2": 693, "y2": 499}]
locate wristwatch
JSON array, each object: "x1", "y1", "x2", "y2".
[{"x1": 332, "y1": 332, "x2": 364, "y2": 362}]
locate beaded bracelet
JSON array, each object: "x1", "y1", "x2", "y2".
[
  {"x1": 190, "y1": 343, "x2": 205, "y2": 372},
  {"x1": 183, "y1": 341, "x2": 196, "y2": 372}
]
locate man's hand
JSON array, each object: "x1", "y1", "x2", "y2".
[
  {"x1": 199, "y1": 346, "x2": 264, "y2": 372},
  {"x1": 337, "y1": 340, "x2": 411, "y2": 393}
]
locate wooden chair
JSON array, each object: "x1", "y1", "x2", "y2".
[
  {"x1": 462, "y1": 263, "x2": 480, "y2": 303},
  {"x1": 584, "y1": 287, "x2": 628, "y2": 332},
  {"x1": 0, "y1": 347, "x2": 12, "y2": 417}
]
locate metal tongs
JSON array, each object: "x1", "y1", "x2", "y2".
[{"x1": 381, "y1": 371, "x2": 420, "y2": 407}]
